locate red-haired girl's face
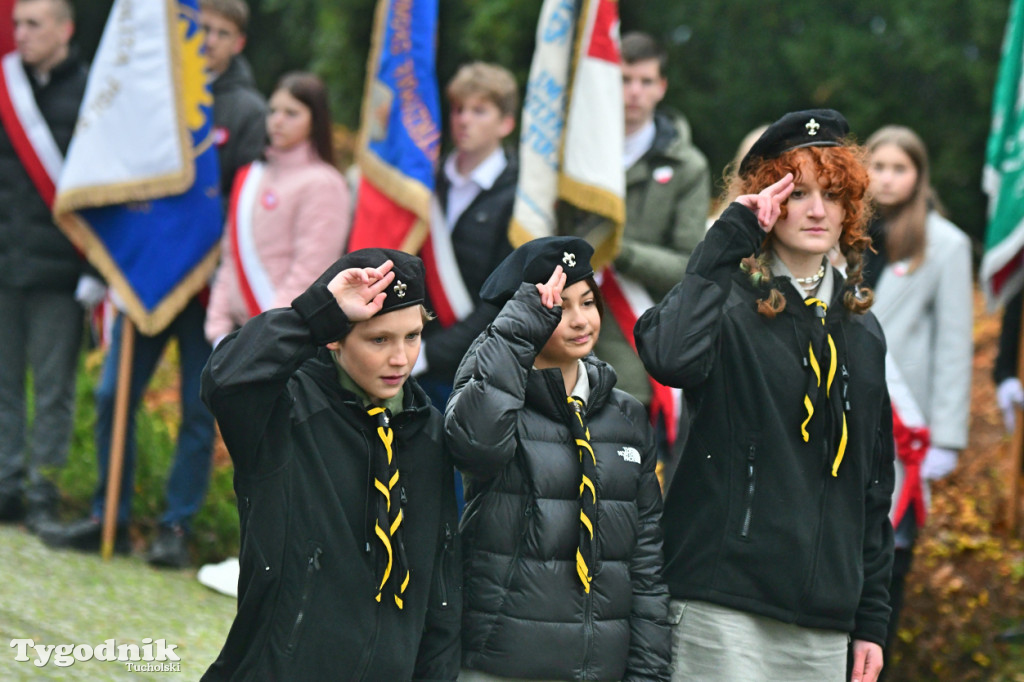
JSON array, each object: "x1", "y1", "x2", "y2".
[{"x1": 771, "y1": 157, "x2": 845, "y2": 268}]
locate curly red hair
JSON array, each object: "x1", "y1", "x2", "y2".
[{"x1": 728, "y1": 145, "x2": 874, "y2": 316}]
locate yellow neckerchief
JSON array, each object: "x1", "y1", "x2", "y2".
[
  {"x1": 566, "y1": 395, "x2": 597, "y2": 593},
  {"x1": 331, "y1": 353, "x2": 409, "y2": 607},
  {"x1": 801, "y1": 297, "x2": 849, "y2": 477}
]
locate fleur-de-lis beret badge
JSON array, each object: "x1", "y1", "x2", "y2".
[
  {"x1": 805, "y1": 118, "x2": 820, "y2": 136},
  {"x1": 562, "y1": 252, "x2": 576, "y2": 268},
  {"x1": 394, "y1": 280, "x2": 407, "y2": 298}
]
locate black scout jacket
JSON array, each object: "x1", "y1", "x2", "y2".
[
  {"x1": 200, "y1": 280, "x2": 461, "y2": 681},
  {"x1": 446, "y1": 284, "x2": 670, "y2": 681},
  {"x1": 635, "y1": 203, "x2": 896, "y2": 646}
]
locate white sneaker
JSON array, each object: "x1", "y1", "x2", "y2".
[{"x1": 197, "y1": 557, "x2": 239, "y2": 598}]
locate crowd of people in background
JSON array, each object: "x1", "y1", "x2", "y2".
[{"x1": 0, "y1": 0, "x2": 993, "y2": 680}]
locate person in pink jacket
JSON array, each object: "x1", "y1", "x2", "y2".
[{"x1": 205, "y1": 71, "x2": 350, "y2": 347}]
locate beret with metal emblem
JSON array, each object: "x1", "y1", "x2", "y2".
[
  {"x1": 480, "y1": 236, "x2": 595, "y2": 306},
  {"x1": 738, "y1": 108, "x2": 851, "y2": 176},
  {"x1": 311, "y1": 247, "x2": 425, "y2": 314}
]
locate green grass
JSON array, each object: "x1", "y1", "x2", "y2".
[{"x1": 0, "y1": 524, "x2": 236, "y2": 680}]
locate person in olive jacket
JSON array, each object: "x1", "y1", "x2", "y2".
[
  {"x1": 635, "y1": 110, "x2": 895, "y2": 682},
  {"x1": 446, "y1": 236, "x2": 670, "y2": 681},
  {"x1": 200, "y1": 249, "x2": 460, "y2": 681}
]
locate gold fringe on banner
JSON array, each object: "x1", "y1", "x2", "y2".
[{"x1": 56, "y1": 211, "x2": 220, "y2": 336}]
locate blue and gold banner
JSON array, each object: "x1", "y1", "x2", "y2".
[
  {"x1": 54, "y1": 0, "x2": 222, "y2": 335},
  {"x1": 349, "y1": 0, "x2": 441, "y2": 255}
]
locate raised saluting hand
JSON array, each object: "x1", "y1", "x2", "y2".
[{"x1": 327, "y1": 260, "x2": 397, "y2": 322}]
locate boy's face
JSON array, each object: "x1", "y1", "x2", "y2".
[
  {"x1": 622, "y1": 58, "x2": 666, "y2": 132},
  {"x1": 448, "y1": 94, "x2": 515, "y2": 160},
  {"x1": 199, "y1": 10, "x2": 245, "y2": 76},
  {"x1": 327, "y1": 306, "x2": 424, "y2": 405}
]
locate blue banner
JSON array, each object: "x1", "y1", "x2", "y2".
[{"x1": 350, "y1": 0, "x2": 441, "y2": 253}]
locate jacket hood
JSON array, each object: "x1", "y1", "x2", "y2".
[
  {"x1": 212, "y1": 54, "x2": 258, "y2": 95},
  {"x1": 650, "y1": 109, "x2": 695, "y2": 162}
]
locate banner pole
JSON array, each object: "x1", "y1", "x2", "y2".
[
  {"x1": 101, "y1": 315, "x2": 134, "y2": 560},
  {"x1": 1007, "y1": 294, "x2": 1024, "y2": 536}
]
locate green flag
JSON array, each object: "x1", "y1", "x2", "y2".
[{"x1": 982, "y1": 0, "x2": 1024, "y2": 309}]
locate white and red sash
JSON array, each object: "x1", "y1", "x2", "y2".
[
  {"x1": 886, "y1": 354, "x2": 930, "y2": 528},
  {"x1": 227, "y1": 162, "x2": 274, "y2": 317},
  {"x1": 0, "y1": 51, "x2": 63, "y2": 206},
  {"x1": 598, "y1": 267, "x2": 681, "y2": 447},
  {"x1": 421, "y1": 196, "x2": 474, "y2": 328}
]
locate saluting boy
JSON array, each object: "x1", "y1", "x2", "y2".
[{"x1": 200, "y1": 249, "x2": 460, "y2": 681}]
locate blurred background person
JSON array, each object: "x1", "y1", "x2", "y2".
[
  {"x1": 863, "y1": 125, "x2": 973, "y2": 668},
  {"x1": 0, "y1": 0, "x2": 89, "y2": 532},
  {"x1": 204, "y1": 71, "x2": 350, "y2": 347}
]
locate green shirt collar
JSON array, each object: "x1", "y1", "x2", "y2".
[{"x1": 332, "y1": 353, "x2": 405, "y2": 415}]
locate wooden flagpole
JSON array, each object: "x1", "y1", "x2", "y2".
[{"x1": 101, "y1": 315, "x2": 134, "y2": 560}]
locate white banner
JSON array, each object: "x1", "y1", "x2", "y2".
[
  {"x1": 510, "y1": 0, "x2": 575, "y2": 244},
  {"x1": 55, "y1": 0, "x2": 193, "y2": 209}
]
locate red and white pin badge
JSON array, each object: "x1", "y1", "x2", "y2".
[{"x1": 653, "y1": 166, "x2": 674, "y2": 184}]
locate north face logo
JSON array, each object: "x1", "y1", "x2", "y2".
[{"x1": 617, "y1": 447, "x2": 640, "y2": 464}]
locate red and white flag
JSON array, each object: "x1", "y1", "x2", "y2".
[{"x1": 510, "y1": 0, "x2": 625, "y2": 268}]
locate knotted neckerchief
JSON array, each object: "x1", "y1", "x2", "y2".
[
  {"x1": 801, "y1": 298, "x2": 849, "y2": 476},
  {"x1": 368, "y1": 406, "x2": 410, "y2": 608},
  {"x1": 566, "y1": 396, "x2": 597, "y2": 592}
]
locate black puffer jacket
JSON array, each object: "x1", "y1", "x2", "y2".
[
  {"x1": 635, "y1": 203, "x2": 896, "y2": 646},
  {"x1": 446, "y1": 283, "x2": 670, "y2": 681},
  {"x1": 0, "y1": 53, "x2": 87, "y2": 291},
  {"x1": 201, "y1": 280, "x2": 460, "y2": 681}
]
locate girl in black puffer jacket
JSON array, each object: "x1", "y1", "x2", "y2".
[{"x1": 445, "y1": 236, "x2": 670, "y2": 682}]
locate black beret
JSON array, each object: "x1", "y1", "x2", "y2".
[
  {"x1": 738, "y1": 109, "x2": 850, "y2": 176},
  {"x1": 480, "y1": 236, "x2": 595, "y2": 306},
  {"x1": 313, "y1": 247, "x2": 425, "y2": 314}
]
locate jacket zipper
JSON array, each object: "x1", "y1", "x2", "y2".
[
  {"x1": 740, "y1": 444, "x2": 756, "y2": 538},
  {"x1": 438, "y1": 523, "x2": 452, "y2": 608},
  {"x1": 285, "y1": 545, "x2": 322, "y2": 655},
  {"x1": 799, "y1": 440, "x2": 832, "y2": 610}
]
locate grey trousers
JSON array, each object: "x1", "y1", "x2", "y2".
[
  {"x1": 0, "y1": 289, "x2": 83, "y2": 506},
  {"x1": 669, "y1": 600, "x2": 848, "y2": 682}
]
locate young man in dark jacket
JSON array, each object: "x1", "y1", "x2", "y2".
[
  {"x1": 0, "y1": 0, "x2": 89, "y2": 531},
  {"x1": 201, "y1": 249, "x2": 460, "y2": 681},
  {"x1": 414, "y1": 62, "x2": 519, "y2": 410}
]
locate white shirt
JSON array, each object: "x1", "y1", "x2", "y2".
[
  {"x1": 568, "y1": 359, "x2": 592, "y2": 403},
  {"x1": 443, "y1": 148, "x2": 508, "y2": 232},
  {"x1": 623, "y1": 120, "x2": 656, "y2": 169}
]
